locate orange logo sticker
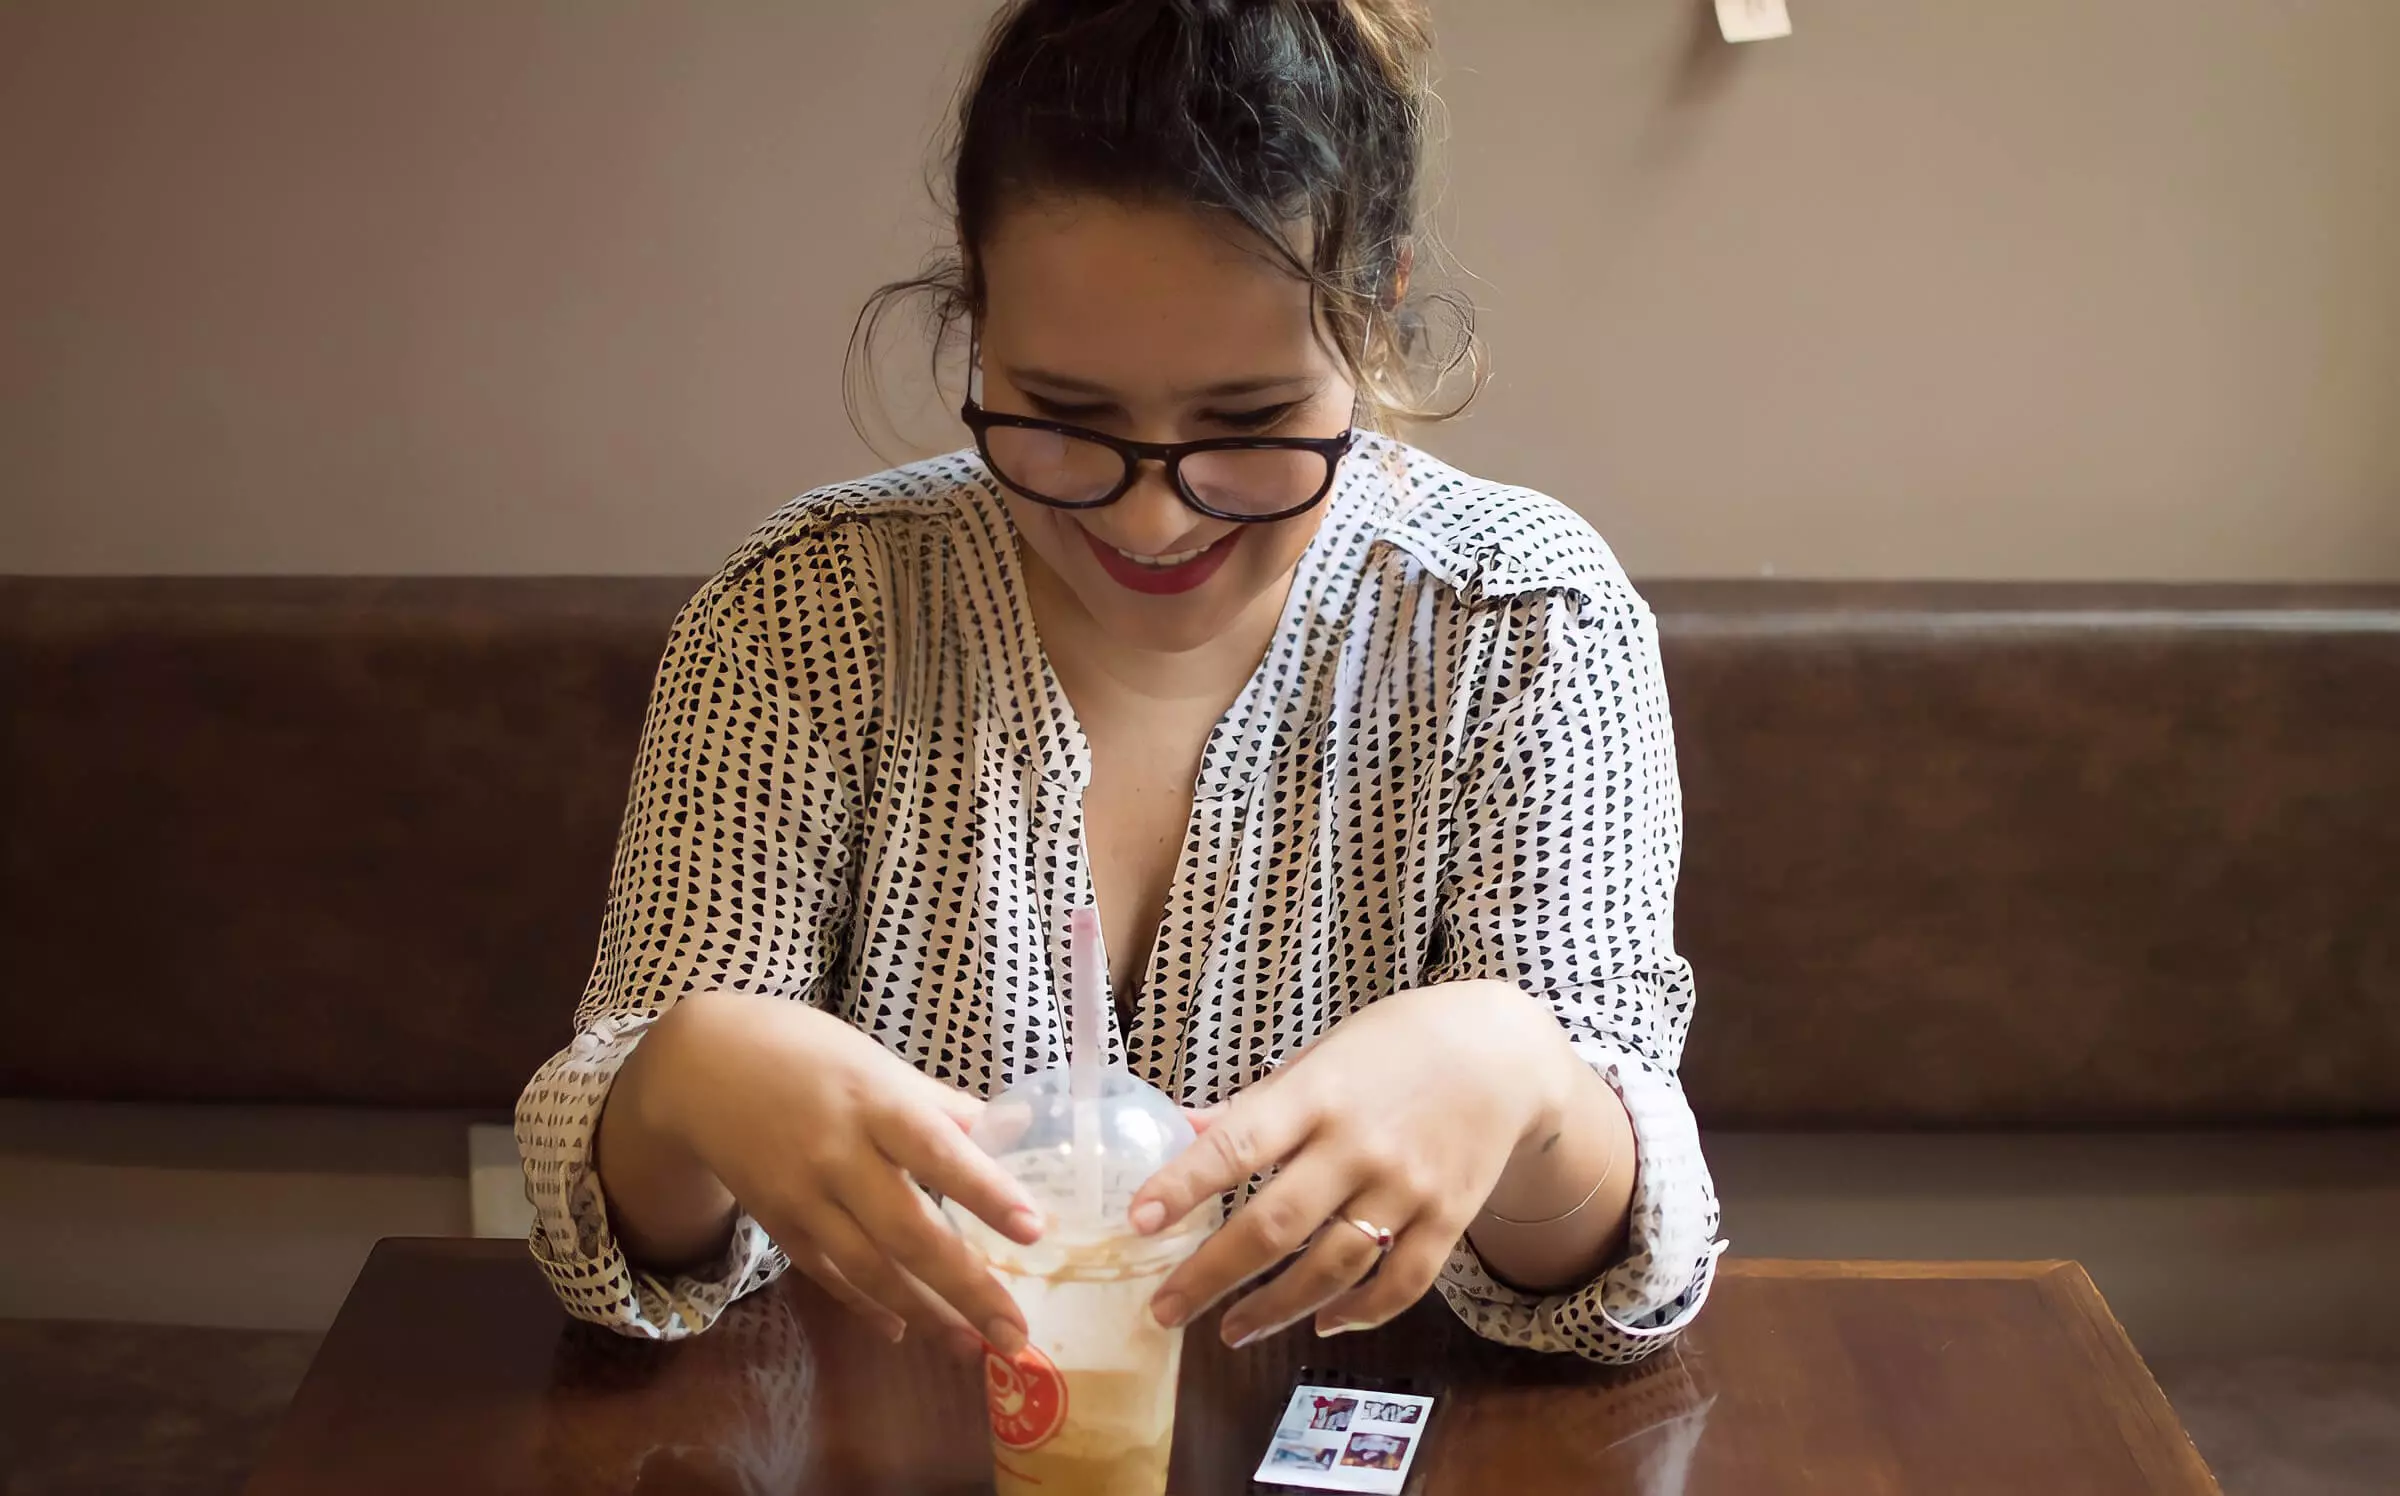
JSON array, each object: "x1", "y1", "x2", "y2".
[{"x1": 985, "y1": 1344, "x2": 1069, "y2": 1452}]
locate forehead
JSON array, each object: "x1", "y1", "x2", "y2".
[{"x1": 975, "y1": 197, "x2": 1331, "y2": 390}]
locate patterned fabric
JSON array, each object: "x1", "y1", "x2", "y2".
[{"x1": 516, "y1": 435, "x2": 1724, "y2": 1364}]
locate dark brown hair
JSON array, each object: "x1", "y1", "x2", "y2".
[{"x1": 848, "y1": 0, "x2": 1477, "y2": 445}]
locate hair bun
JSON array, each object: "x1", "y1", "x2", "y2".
[
  {"x1": 1180, "y1": 0, "x2": 1430, "y2": 91},
  {"x1": 1327, "y1": 0, "x2": 1433, "y2": 90}
]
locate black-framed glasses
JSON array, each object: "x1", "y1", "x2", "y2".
[{"x1": 962, "y1": 398, "x2": 1355, "y2": 523}]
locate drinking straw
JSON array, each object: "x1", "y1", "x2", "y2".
[{"x1": 1068, "y1": 906, "x2": 1106, "y2": 1221}]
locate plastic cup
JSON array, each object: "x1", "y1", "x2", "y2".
[{"x1": 949, "y1": 1065, "x2": 1215, "y2": 1496}]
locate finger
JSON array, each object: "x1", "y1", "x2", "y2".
[
  {"x1": 1149, "y1": 1154, "x2": 1352, "y2": 1330},
  {"x1": 1311, "y1": 1218, "x2": 1460, "y2": 1337},
  {"x1": 783, "y1": 1239, "x2": 908, "y2": 1344},
  {"x1": 844, "y1": 1166, "x2": 1031, "y2": 1355},
  {"x1": 899, "y1": 1070, "x2": 1028, "y2": 1160},
  {"x1": 1218, "y1": 1197, "x2": 1411, "y2": 1349},
  {"x1": 911, "y1": 1075, "x2": 986, "y2": 1131},
  {"x1": 1183, "y1": 1103, "x2": 1224, "y2": 1135},
  {"x1": 797, "y1": 1196, "x2": 976, "y2": 1342},
  {"x1": 871, "y1": 1094, "x2": 1044, "y2": 1245},
  {"x1": 912, "y1": 1076, "x2": 1037, "y2": 1169},
  {"x1": 1130, "y1": 1079, "x2": 1314, "y2": 1237}
]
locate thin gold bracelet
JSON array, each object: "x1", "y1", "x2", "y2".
[{"x1": 1477, "y1": 1138, "x2": 1620, "y2": 1228}]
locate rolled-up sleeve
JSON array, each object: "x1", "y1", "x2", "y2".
[
  {"x1": 514, "y1": 535, "x2": 864, "y2": 1338},
  {"x1": 1425, "y1": 581, "x2": 1725, "y2": 1364}
]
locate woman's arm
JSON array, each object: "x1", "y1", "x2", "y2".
[
  {"x1": 593, "y1": 993, "x2": 742, "y2": 1271},
  {"x1": 513, "y1": 570, "x2": 843, "y2": 1338},
  {"x1": 1123, "y1": 976, "x2": 1638, "y2": 1344},
  {"x1": 515, "y1": 532, "x2": 1036, "y2": 1348},
  {"x1": 1465, "y1": 1010, "x2": 1639, "y2": 1292}
]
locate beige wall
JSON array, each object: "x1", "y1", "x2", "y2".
[{"x1": 3, "y1": 0, "x2": 2396, "y2": 579}]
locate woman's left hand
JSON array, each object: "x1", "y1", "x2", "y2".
[{"x1": 1129, "y1": 979, "x2": 1578, "y2": 1347}]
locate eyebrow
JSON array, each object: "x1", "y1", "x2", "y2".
[{"x1": 1004, "y1": 366, "x2": 1319, "y2": 401}]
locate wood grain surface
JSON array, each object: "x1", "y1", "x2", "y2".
[{"x1": 240, "y1": 1240, "x2": 2219, "y2": 1495}]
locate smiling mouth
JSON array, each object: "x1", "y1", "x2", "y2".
[
  {"x1": 1076, "y1": 525, "x2": 1242, "y2": 595},
  {"x1": 1108, "y1": 539, "x2": 1215, "y2": 568}
]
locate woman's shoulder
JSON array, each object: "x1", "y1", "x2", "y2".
[
  {"x1": 716, "y1": 451, "x2": 990, "y2": 591},
  {"x1": 679, "y1": 450, "x2": 995, "y2": 632},
  {"x1": 1341, "y1": 443, "x2": 1665, "y2": 730},
  {"x1": 1359, "y1": 439, "x2": 1647, "y2": 622}
]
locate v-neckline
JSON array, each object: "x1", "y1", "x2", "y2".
[
  {"x1": 976, "y1": 462, "x2": 1372, "y2": 800},
  {"x1": 965, "y1": 456, "x2": 1378, "y2": 1068}
]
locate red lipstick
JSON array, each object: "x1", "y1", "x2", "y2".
[{"x1": 1078, "y1": 525, "x2": 1242, "y2": 596}]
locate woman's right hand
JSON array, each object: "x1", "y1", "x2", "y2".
[{"x1": 598, "y1": 987, "x2": 1042, "y2": 1357}]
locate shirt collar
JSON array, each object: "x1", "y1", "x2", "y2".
[{"x1": 969, "y1": 440, "x2": 1399, "y2": 797}]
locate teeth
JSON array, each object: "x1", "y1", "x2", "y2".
[{"x1": 1111, "y1": 541, "x2": 1212, "y2": 568}]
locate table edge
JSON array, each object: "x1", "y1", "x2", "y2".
[
  {"x1": 2036, "y1": 1262, "x2": 2225, "y2": 1494},
  {"x1": 370, "y1": 1242, "x2": 2101, "y2": 1281},
  {"x1": 277, "y1": 1244, "x2": 2221, "y2": 1495},
  {"x1": 1718, "y1": 1257, "x2": 2076, "y2": 1281}
]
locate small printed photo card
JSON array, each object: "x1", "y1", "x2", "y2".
[{"x1": 1254, "y1": 1382, "x2": 1435, "y2": 1493}]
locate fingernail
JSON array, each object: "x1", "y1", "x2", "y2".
[
  {"x1": 1316, "y1": 1320, "x2": 1372, "y2": 1339},
  {"x1": 1007, "y1": 1207, "x2": 1045, "y2": 1242},
  {"x1": 1149, "y1": 1292, "x2": 1187, "y2": 1330},
  {"x1": 1226, "y1": 1321, "x2": 1275, "y2": 1351},
  {"x1": 986, "y1": 1319, "x2": 1028, "y2": 1358},
  {"x1": 881, "y1": 1317, "x2": 908, "y2": 1345},
  {"x1": 1129, "y1": 1200, "x2": 1167, "y2": 1234}
]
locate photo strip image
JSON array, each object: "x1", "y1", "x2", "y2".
[
  {"x1": 1360, "y1": 1399, "x2": 1423, "y2": 1426},
  {"x1": 1268, "y1": 1441, "x2": 1340, "y2": 1471},
  {"x1": 1340, "y1": 1432, "x2": 1411, "y2": 1472},
  {"x1": 1260, "y1": 1385, "x2": 1437, "y2": 1493}
]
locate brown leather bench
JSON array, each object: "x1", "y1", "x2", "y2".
[
  {"x1": 6, "y1": 578, "x2": 2395, "y2": 1123},
  {"x1": 4, "y1": 576, "x2": 2397, "y2": 1493}
]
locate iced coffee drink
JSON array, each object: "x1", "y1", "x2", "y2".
[
  {"x1": 950, "y1": 909, "x2": 1215, "y2": 1496},
  {"x1": 972, "y1": 1210, "x2": 1205, "y2": 1496},
  {"x1": 953, "y1": 1068, "x2": 1212, "y2": 1496}
]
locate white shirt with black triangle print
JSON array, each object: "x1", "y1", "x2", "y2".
[{"x1": 516, "y1": 435, "x2": 1723, "y2": 1365}]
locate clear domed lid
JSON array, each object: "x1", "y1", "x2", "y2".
[
  {"x1": 959, "y1": 906, "x2": 1201, "y2": 1237},
  {"x1": 970, "y1": 1063, "x2": 1196, "y2": 1232}
]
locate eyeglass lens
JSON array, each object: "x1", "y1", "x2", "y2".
[{"x1": 983, "y1": 426, "x2": 1329, "y2": 518}]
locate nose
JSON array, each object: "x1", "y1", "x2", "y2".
[{"x1": 1099, "y1": 461, "x2": 1203, "y2": 555}]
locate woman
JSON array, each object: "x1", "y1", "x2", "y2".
[{"x1": 517, "y1": 0, "x2": 1721, "y2": 1367}]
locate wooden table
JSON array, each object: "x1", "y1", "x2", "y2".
[{"x1": 244, "y1": 1240, "x2": 2218, "y2": 1495}]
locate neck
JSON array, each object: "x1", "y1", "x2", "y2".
[{"x1": 1021, "y1": 546, "x2": 1294, "y2": 719}]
